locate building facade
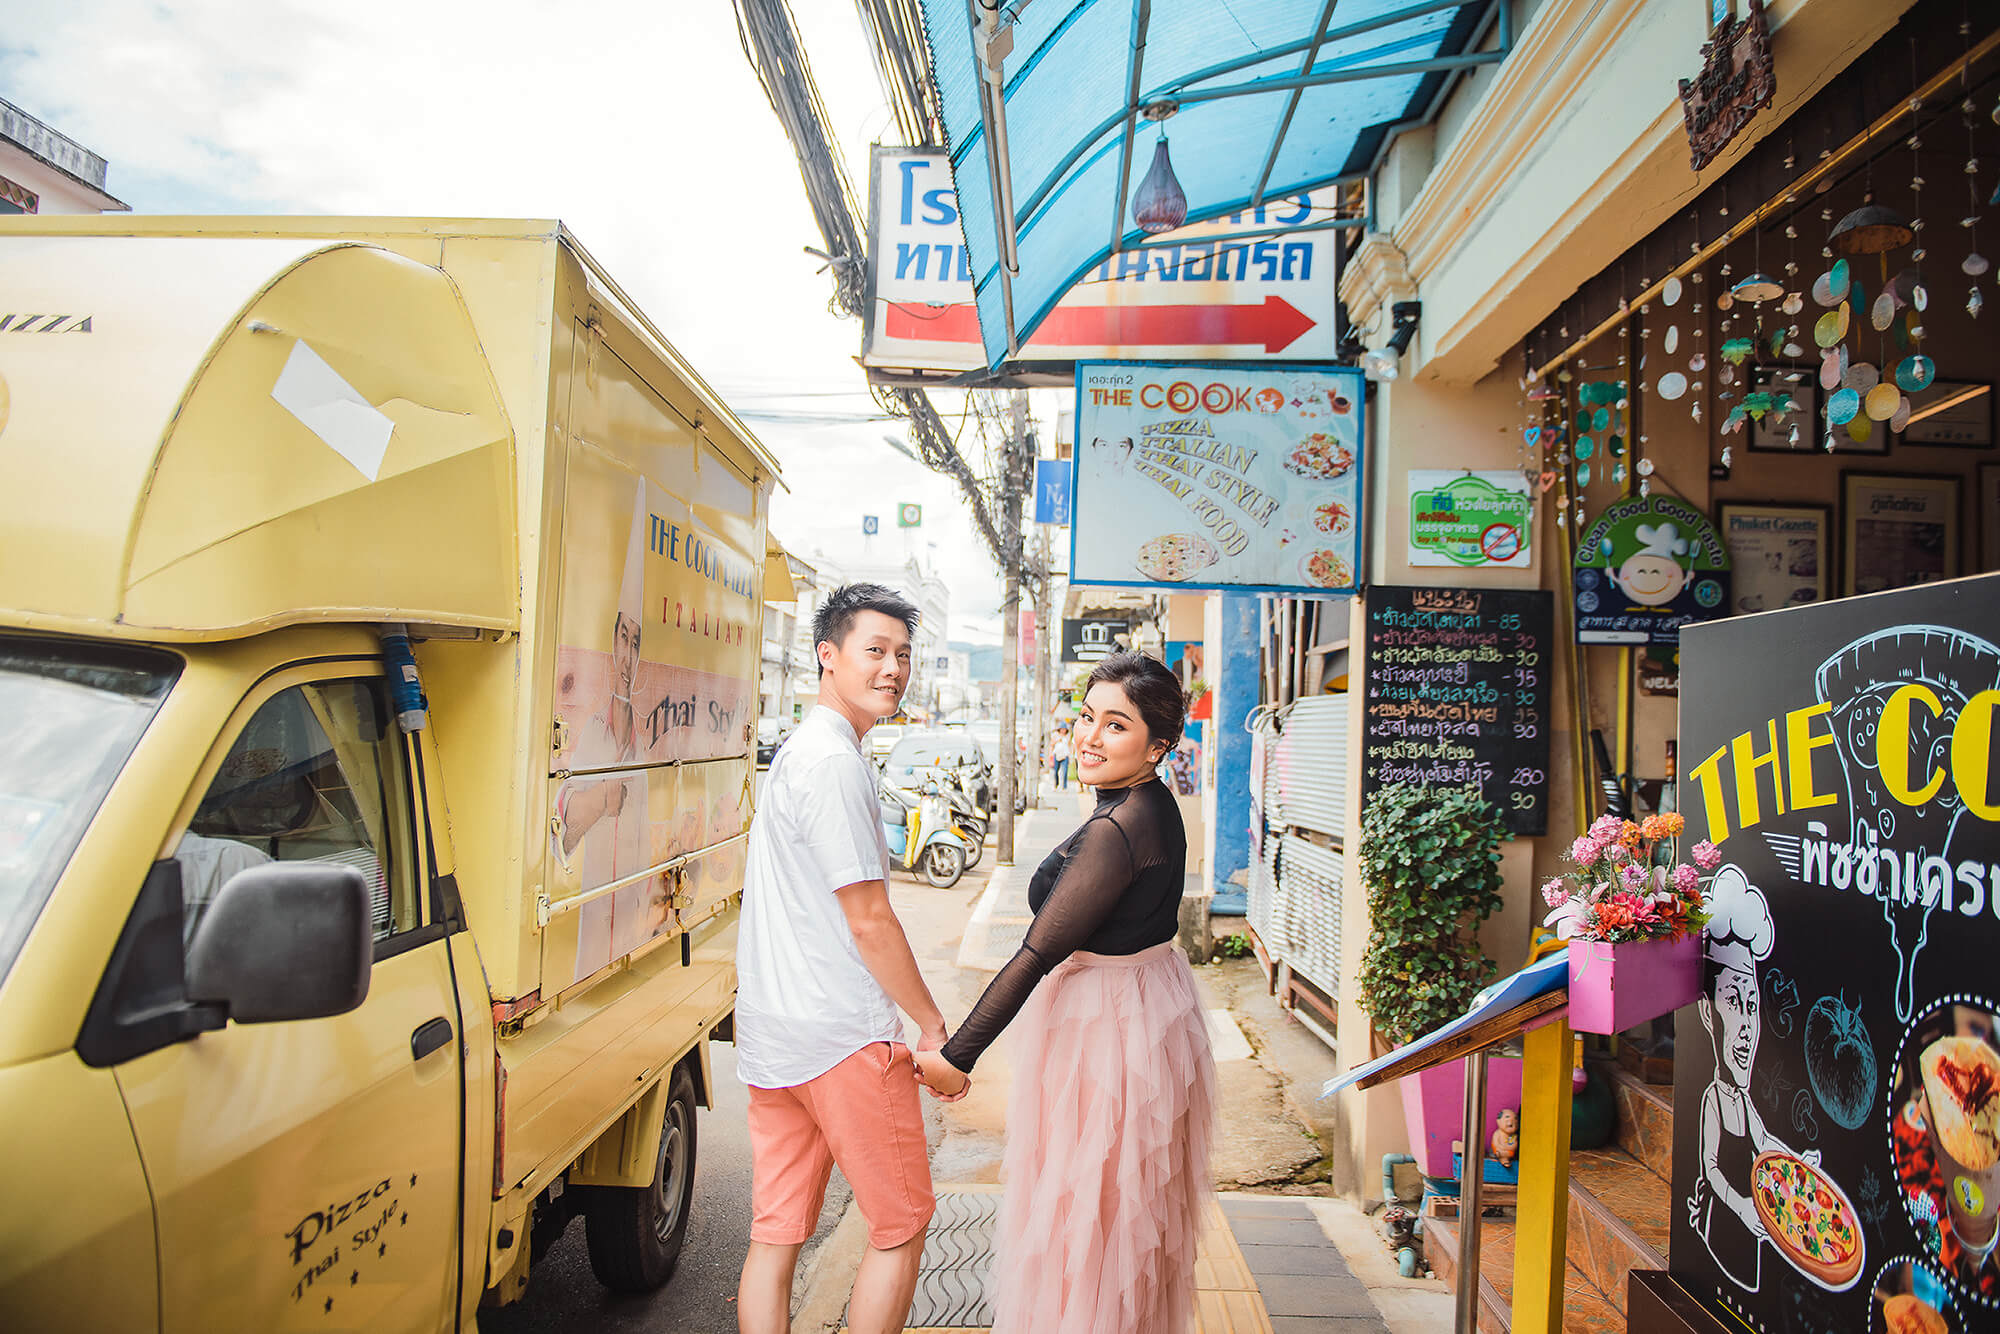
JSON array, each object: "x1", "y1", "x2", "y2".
[{"x1": 0, "y1": 99, "x2": 126, "y2": 215}]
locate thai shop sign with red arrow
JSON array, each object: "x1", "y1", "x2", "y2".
[{"x1": 863, "y1": 148, "x2": 1339, "y2": 373}]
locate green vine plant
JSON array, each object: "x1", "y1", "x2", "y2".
[{"x1": 1356, "y1": 784, "x2": 1510, "y2": 1048}]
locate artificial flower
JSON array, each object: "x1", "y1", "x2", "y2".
[{"x1": 1692, "y1": 840, "x2": 1722, "y2": 871}]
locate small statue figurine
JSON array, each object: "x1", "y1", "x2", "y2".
[{"x1": 1490, "y1": 1108, "x2": 1520, "y2": 1169}]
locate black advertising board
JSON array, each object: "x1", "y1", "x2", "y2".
[
  {"x1": 1672, "y1": 573, "x2": 2000, "y2": 1333},
  {"x1": 1361, "y1": 586, "x2": 1552, "y2": 836},
  {"x1": 1061, "y1": 617, "x2": 1126, "y2": 664}
]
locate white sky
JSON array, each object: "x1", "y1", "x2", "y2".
[{"x1": 1, "y1": 0, "x2": 1053, "y2": 641}]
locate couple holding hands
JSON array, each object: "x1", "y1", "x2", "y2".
[{"x1": 734, "y1": 583, "x2": 1215, "y2": 1333}]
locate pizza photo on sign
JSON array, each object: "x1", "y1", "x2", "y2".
[
  {"x1": 1873, "y1": 1258, "x2": 1962, "y2": 1334},
  {"x1": 1752, "y1": 1150, "x2": 1865, "y2": 1288},
  {"x1": 1132, "y1": 533, "x2": 1218, "y2": 583}
]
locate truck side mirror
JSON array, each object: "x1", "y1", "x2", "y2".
[{"x1": 186, "y1": 864, "x2": 373, "y2": 1023}]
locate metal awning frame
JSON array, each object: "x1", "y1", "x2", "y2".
[{"x1": 963, "y1": 0, "x2": 1510, "y2": 359}]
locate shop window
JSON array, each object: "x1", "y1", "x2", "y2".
[
  {"x1": 0, "y1": 176, "x2": 37, "y2": 214},
  {"x1": 175, "y1": 679, "x2": 418, "y2": 947}
]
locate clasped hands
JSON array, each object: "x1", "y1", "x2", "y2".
[{"x1": 913, "y1": 1031, "x2": 971, "y2": 1102}]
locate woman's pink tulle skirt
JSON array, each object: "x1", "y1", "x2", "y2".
[{"x1": 993, "y1": 942, "x2": 1217, "y2": 1334}]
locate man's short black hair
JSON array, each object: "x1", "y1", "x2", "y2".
[{"x1": 813, "y1": 583, "x2": 920, "y2": 676}]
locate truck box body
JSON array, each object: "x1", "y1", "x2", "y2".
[{"x1": 0, "y1": 217, "x2": 781, "y2": 1328}]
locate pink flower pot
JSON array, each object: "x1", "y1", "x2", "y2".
[
  {"x1": 1566, "y1": 933, "x2": 1701, "y2": 1035},
  {"x1": 1397, "y1": 1054, "x2": 1525, "y2": 1181}
]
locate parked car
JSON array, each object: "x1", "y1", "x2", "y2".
[{"x1": 757, "y1": 718, "x2": 792, "y2": 765}]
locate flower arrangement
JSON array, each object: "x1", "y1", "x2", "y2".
[{"x1": 1541, "y1": 812, "x2": 1718, "y2": 944}]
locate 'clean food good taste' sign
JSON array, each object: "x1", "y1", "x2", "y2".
[{"x1": 1071, "y1": 362, "x2": 1363, "y2": 593}]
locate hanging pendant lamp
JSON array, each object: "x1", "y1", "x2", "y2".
[{"x1": 1132, "y1": 100, "x2": 1187, "y2": 235}]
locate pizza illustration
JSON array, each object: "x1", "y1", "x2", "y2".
[
  {"x1": 1300, "y1": 549, "x2": 1352, "y2": 588},
  {"x1": 1133, "y1": 533, "x2": 1218, "y2": 582},
  {"x1": 1750, "y1": 1151, "x2": 1864, "y2": 1288},
  {"x1": 1285, "y1": 432, "x2": 1355, "y2": 479}
]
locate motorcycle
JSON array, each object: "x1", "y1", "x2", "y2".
[
  {"x1": 879, "y1": 777, "x2": 974, "y2": 888},
  {"x1": 941, "y1": 776, "x2": 986, "y2": 868}
]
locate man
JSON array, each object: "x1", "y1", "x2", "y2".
[{"x1": 735, "y1": 583, "x2": 959, "y2": 1334}]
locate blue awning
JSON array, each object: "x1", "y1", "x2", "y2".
[{"x1": 918, "y1": 0, "x2": 1506, "y2": 369}]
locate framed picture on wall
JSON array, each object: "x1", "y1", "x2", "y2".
[
  {"x1": 1742, "y1": 365, "x2": 1831, "y2": 453},
  {"x1": 1718, "y1": 503, "x2": 1830, "y2": 615},
  {"x1": 1841, "y1": 472, "x2": 1961, "y2": 597},
  {"x1": 1981, "y1": 465, "x2": 2000, "y2": 570},
  {"x1": 1898, "y1": 380, "x2": 1993, "y2": 447}
]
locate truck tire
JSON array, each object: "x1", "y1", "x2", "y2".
[
  {"x1": 584, "y1": 1062, "x2": 698, "y2": 1292},
  {"x1": 922, "y1": 842, "x2": 965, "y2": 889}
]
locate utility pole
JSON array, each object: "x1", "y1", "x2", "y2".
[
  {"x1": 996, "y1": 390, "x2": 1031, "y2": 865},
  {"x1": 1029, "y1": 520, "x2": 1053, "y2": 805}
]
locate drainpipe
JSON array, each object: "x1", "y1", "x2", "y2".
[
  {"x1": 1381, "y1": 1151, "x2": 1415, "y2": 1204},
  {"x1": 1382, "y1": 1153, "x2": 1421, "y2": 1277}
]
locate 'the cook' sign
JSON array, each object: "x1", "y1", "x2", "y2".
[{"x1": 1071, "y1": 362, "x2": 1364, "y2": 593}]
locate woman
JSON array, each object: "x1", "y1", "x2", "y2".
[
  {"x1": 1051, "y1": 727, "x2": 1072, "y2": 790},
  {"x1": 916, "y1": 652, "x2": 1216, "y2": 1333}
]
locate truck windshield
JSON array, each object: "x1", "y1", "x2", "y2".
[{"x1": 0, "y1": 639, "x2": 179, "y2": 983}]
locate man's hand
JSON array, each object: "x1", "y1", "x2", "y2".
[
  {"x1": 916, "y1": 1025, "x2": 949, "y2": 1053},
  {"x1": 913, "y1": 1048, "x2": 970, "y2": 1101}
]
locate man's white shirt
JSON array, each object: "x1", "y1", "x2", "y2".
[{"x1": 735, "y1": 706, "x2": 903, "y2": 1088}]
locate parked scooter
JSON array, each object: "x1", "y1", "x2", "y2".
[
  {"x1": 880, "y1": 777, "x2": 973, "y2": 888},
  {"x1": 941, "y1": 778, "x2": 986, "y2": 868}
]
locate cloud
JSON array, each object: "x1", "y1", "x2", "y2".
[{"x1": 2, "y1": 0, "x2": 1058, "y2": 630}]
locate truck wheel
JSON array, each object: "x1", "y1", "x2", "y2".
[
  {"x1": 922, "y1": 842, "x2": 965, "y2": 889},
  {"x1": 584, "y1": 1062, "x2": 698, "y2": 1292}
]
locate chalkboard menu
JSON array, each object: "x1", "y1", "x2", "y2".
[{"x1": 1361, "y1": 585, "x2": 1552, "y2": 835}]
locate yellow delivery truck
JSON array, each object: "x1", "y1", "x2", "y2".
[{"x1": 0, "y1": 217, "x2": 787, "y2": 1329}]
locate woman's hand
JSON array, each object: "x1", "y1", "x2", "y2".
[{"x1": 913, "y1": 1048, "x2": 971, "y2": 1101}]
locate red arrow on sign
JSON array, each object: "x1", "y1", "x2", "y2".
[{"x1": 883, "y1": 295, "x2": 1318, "y2": 354}]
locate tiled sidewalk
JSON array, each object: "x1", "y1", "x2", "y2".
[
  {"x1": 835, "y1": 783, "x2": 1403, "y2": 1334},
  {"x1": 849, "y1": 1189, "x2": 1386, "y2": 1334}
]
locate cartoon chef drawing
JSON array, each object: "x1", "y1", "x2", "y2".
[
  {"x1": 1609, "y1": 521, "x2": 1694, "y2": 609},
  {"x1": 1690, "y1": 866, "x2": 1819, "y2": 1293}
]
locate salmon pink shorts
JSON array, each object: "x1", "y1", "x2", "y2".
[{"x1": 747, "y1": 1041, "x2": 935, "y2": 1249}]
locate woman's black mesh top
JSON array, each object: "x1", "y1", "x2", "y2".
[{"x1": 939, "y1": 776, "x2": 1186, "y2": 1072}]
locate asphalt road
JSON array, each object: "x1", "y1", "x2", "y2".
[{"x1": 477, "y1": 1041, "x2": 853, "y2": 1334}]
